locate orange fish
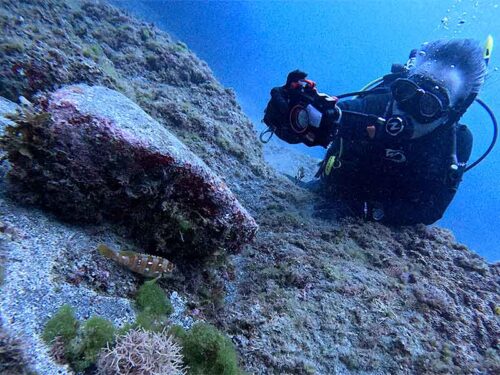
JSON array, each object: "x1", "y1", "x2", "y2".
[{"x1": 98, "y1": 244, "x2": 174, "y2": 278}]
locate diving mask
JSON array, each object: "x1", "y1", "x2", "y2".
[{"x1": 391, "y1": 75, "x2": 451, "y2": 123}]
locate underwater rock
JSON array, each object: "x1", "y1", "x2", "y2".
[
  {"x1": 0, "y1": 97, "x2": 19, "y2": 135},
  {"x1": 0, "y1": 97, "x2": 18, "y2": 175},
  {"x1": 2, "y1": 84, "x2": 257, "y2": 257}
]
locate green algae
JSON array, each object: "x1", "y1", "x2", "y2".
[
  {"x1": 68, "y1": 316, "x2": 115, "y2": 371},
  {"x1": 170, "y1": 322, "x2": 242, "y2": 375},
  {"x1": 43, "y1": 306, "x2": 115, "y2": 371},
  {"x1": 42, "y1": 304, "x2": 78, "y2": 345},
  {"x1": 135, "y1": 279, "x2": 173, "y2": 316}
]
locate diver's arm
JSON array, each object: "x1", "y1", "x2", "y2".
[
  {"x1": 335, "y1": 93, "x2": 392, "y2": 140},
  {"x1": 336, "y1": 98, "x2": 367, "y2": 112}
]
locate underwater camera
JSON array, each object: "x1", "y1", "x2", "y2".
[
  {"x1": 288, "y1": 80, "x2": 340, "y2": 133},
  {"x1": 287, "y1": 80, "x2": 341, "y2": 143}
]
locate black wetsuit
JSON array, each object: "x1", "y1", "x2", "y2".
[{"x1": 319, "y1": 92, "x2": 472, "y2": 225}]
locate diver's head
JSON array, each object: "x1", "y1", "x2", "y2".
[{"x1": 389, "y1": 39, "x2": 487, "y2": 139}]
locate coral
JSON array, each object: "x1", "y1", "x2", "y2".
[
  {"x1": 97, "y1": 328, "x2": 186, "y2": 375},
  {"x1": 181, "y1": 322, "x2": 241, "y2": 375},
  {"x1": 42, "y1": 304, "x2": 78, "y2": 345},
  {"x1": 136, "y1": 280, "x2": 173, "y2": 317}
]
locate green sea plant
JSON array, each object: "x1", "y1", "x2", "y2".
[
  {"x1": 168, "y1": 323, "x2": 243, "y2": 374},
  {"x1": 68, "y1": 316, "x2": 115, "y2": 371},
  {"x1": 135, "y1": 279, "x2": 173, "y2": 316},
  {"x1": 131, "y1": 280, "x2": 174, "y2": 333},
  {"x1": 172, "y1": 41, "x2": 188, "y2": 53},
  {"x1": 168, "y1": 324, "x2": 188, "y2": 342},
  {"x1": 82, "y1": 43, "x2": 103, "y2": 61},
  {"x1": 180, "y1": 322, "x2": 242, "y2": 375},
  {"x1": 140, "y1": 27, "x2": 152, "y2": 41},
  {"x1": 42, "y1": 305, "x2": 116, "y2": 371},
  {"x1": 42, "y1": 304, "x2": 78, "y2": 345},
  {"x1": 133, "y1": 311, "x2": 168, "y2": 333},
  {"x1": 116, "y1": 323, "x2": 134, "y2": 337}
]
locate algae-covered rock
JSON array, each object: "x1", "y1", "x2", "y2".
[
  {"x1": 0, "y1": 97, "x2": 19, "y2": 133},
  {"x1": 2, "y1": 84, "x2": 257, "y2": 257}
]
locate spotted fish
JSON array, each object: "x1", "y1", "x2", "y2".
[{"x1": 98, "y1": 244, "x2": 175, "y2": 278}]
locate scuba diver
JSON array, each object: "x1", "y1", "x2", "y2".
[{"x1": 262, "y1": 38, "x2": 497, "y2": 225}]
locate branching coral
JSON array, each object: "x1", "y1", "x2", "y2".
[{"x1": 97, "y1": 328, "x2": 186, "y2": 375}]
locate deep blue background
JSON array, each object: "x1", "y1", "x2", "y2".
[{"x1": 112, "y1": 0, "x2": 499, "y2": 262}]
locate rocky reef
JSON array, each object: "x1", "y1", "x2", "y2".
[
  {"x1": 2, "y1": 84, "x2": 257, "y2": 257},
  {"x1": 0, "y1": 1, "x2": 498, "y2": 374}
]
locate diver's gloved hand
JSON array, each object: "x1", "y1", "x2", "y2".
[
  {"x1": 285, "y1": 69, "x2": 308, "y2": 88},
  {"x1": 263, "y1": 70, "x2": 312, "y2": 144}
]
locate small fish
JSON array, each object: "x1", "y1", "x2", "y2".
[{"x1": 98, "y1": 244, "x2": 174, "y2": 278}]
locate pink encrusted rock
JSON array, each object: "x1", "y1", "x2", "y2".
[{"x1": 3, "y1": 84, "x2": 258, "y2": 256}]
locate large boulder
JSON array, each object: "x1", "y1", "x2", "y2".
[{"x1": 1, "y1": 84, "x2": 257, "y2": 257}]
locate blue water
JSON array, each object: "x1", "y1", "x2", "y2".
[{"x1": 113, "y1": 0, "x2": 499, "y2": 262}]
